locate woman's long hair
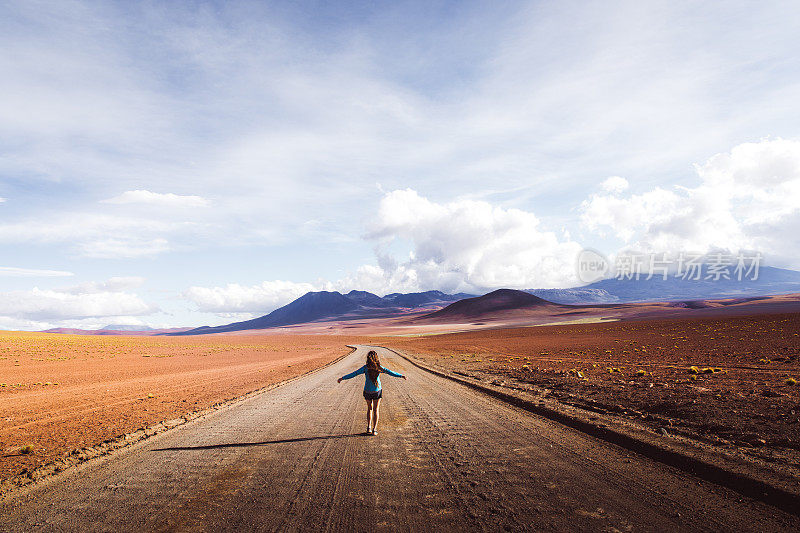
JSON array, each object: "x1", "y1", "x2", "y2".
[{"x1": 366, "y1": 350, "x2": 383, "y2": 386}]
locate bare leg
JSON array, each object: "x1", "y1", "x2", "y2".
[
  {"x1": 372, "y1": 398, "x2": 381, "y2": 434},
  {"x1": 366, "y1": 399, "x2": 373, "y2": 432}
]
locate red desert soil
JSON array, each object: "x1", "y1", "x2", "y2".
[
  {"x1": 0, "y1": 332, "x2": 363, "y2": 482},
  {"x1": 380, "y1": 312, "x2": 800, "y2": 464}
]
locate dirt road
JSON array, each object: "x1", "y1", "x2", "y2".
[{"x1": 1, "y1": 345, "x2": 795, "y2": 532}]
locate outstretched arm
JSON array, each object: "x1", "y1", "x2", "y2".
[
  {"x1": 381, "y1": 367, "x2": 407, "y2": 379},
  {"x1": 338, "y1": 365, "x2": 366, "y2": 383}
]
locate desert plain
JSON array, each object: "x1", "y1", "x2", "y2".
[
  {"x1": 380, "y1": 311, "x2": 800, "y2": 468},
  {"x1": 0, "y1": 332, "x2": 364, "y2": 484}
]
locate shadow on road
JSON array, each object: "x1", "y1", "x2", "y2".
[{"x1": 151, "y1": 433, "x2": 367, "y2": 451}]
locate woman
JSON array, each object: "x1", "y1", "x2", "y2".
[{"x1": 337, "y1": 349, "x2": 406, "y2": 435}]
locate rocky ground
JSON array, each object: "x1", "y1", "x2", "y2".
[{"x1": 381, "y1": 312, "x2": 800, "y2": 468}]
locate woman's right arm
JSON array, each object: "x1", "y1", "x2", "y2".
[
  {"x1": 338, "y1": 366, "x2": 366, "y2": 382},
  {"x1": 381, "y1": 367, "x2": 405, "y2": 378}
]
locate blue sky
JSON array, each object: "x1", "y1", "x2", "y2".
[{"x1": 1, "y1": 0, "x2": 799, "y2": 330}]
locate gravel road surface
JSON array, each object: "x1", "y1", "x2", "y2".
[{"x1": 1, "y1": 345, "x2": 795, "y2": 532}]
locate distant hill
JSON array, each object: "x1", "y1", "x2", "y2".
[
  {"x1": 525, "y1": 288, "x2": 619, "y2": 304},
  {"x1": 577, "y1": 265, "x2": 800, "y2": 303},
  {"x1": 100, "y1": 324, "x2": 154, "y2": 331},
  {"x1": 174, "y1": 289, "x2": 477, "y2": 335},
  {"x1": 43, "y1": 327, "x2": 191, "y2": 336},
  {"x1": 417, "y1": 289, "x2": 560, "y2": 322}
]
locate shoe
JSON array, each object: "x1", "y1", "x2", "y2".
[
  {"x1": 366, "y1": 428, "x2": 372, "y2": 435},
  {"x1": 371, "y1": 429, "x2": 377, "y2": 436}
]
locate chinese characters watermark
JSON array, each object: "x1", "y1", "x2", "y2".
[{"x1": 576, "y1": 250, "x2": 762, "y2": 283}]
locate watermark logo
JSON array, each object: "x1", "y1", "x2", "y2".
[
  {"x1": 576, "y1": 250, "x2": 763, "y2": 283},
  {"x1": 576, "y1": 249, "x2": 610, "y2": 283}
]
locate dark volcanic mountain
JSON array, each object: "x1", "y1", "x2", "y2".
[
  {"x1": 178, "y1": 291, "x2": 359, "y2": 335},
  {"x1": 418, "y1": 289, "x2": 558, "y2": 321},
  {"x1": 175, "y1": 289, "x2": 477, "y2": 335}
]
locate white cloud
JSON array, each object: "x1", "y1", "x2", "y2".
[
  {"x1": 0, "y1": 214, "x2": 172, "y2": 243},
  {"x1": 0, "y1": 209, "x2": 215, "y2": 259},
  {"x1": 364, "y1": 189, "x2": 584, "y2": 292},
  {"x1": 0, "y1": 266, "x2": 74, "y2": 277},
  {"x1": 184, "y1": 280, "x2": 318, "y2": 314},
  {"x1": 79, "y1": 238, "x2": 170, "y2": 259},
  {"x1": 0, "y1": 315, "x2": 62, "y2": 332},
  {"x1": 0, "y1": 277, "x2": 155, "y2": 327},
  {"x1": 0, "y1": 315, "x2": 154, "y2": 332},
  {"x1": 581, "y1": 186, "x2": 685, "y2": 242},
  {"x1": 0, "y1": 213, "x2": 190, "y2": 259},
  {"x1": 63, "y1": 276, "x2": 145, "y2": 294},
  {"x1": 0, "y1": 287, "x2": 155, "y2": 321},
  {"x1": 102, "y1": 190, "x2": 210, "y2": 208},
  {"x1": 601, "y1": 176, "x2": 629, "y2": 194},
  {"x1": 580, "y1": 138, "x2": 800, "y2": 266}
]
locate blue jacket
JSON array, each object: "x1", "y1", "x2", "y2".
[{"x1": 340, "y1": 365, "x2": 404, "y2": 393}]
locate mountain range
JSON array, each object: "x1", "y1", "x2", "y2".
[
  {"x1": 180, "y1": 266, "x2": 800, "y2": 334},
  {"x1": 174, "y1": 289, "x2": 476, "y2": 335},
  {"x1": 547, "y1": 265, "x2": 800, "y2": 303},
  {"x1": 40, "y1": 266, "x2": 800, "y2": 336}
]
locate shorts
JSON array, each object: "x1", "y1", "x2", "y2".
[{"x1": 363, "y1": 389, "x2": 383, "y2": 400}]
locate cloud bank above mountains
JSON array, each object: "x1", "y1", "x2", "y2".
[
  {"x1": 2, "y1": 138, "x2": 799, "y2": 327},
  {"x1": 180, "y1": 138, "x2": 800, "y2": 318}
]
